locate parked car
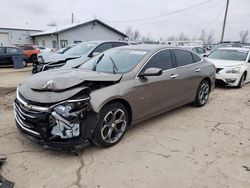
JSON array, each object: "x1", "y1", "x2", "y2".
[
  {"x1": 37, "y1": 44, "x2": 76, "y2": 64},
  {"x1": 183, "y1": 46, "x2": 209, "y2": 57},
  {"x1": 36, "y1": 46, "x2": 52, "y2": 53},
  {"x1": 0, "y1": 46, "x2": 27, "y2": 67},
  {"x1": 206, "y1": 47, "x2": 250, "y2": 87},
  {"x1": 33, "y1": 41, "x2": 129, "y2": 73},
  {"x1": 14, "y1": 45, "x2": 215, "y2": 152},
  {"x1": 19, "y1": 46, "x2": 40, "y2": 63},
  {"x1": 210, "y1": 42, "x2": 242, "y2": 53}
]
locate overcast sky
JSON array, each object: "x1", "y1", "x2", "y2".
[{"x1": 0, "y1": 0, "x2": 249, "y2": 42}]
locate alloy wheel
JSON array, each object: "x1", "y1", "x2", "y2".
[
  {"x1": 198, "y1": 82, "x2": 209, "y2": 105},
  {"x1": 101, "y1": 108, "x2": 127, "y2": 144}
]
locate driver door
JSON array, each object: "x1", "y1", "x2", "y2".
[{"x1": 133, "y1": 49, "x2": 179, "y2": 121}]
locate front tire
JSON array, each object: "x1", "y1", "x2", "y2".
[
  {"x1": 237, "y1": 73, "x2": 246, "y2": 88},
  {"x1": 194, "y1": 79, "x2": 210, "y2": 107},
  {"x1": 92, "y1": 102, "x2": 128, "y2": 148}
]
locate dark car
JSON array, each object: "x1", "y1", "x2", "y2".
[
  {"x1": 0, "y1": 47, "x2": 27, "y2": 67},
  {"x1": 32, "y1": 41, "x2": 128, "y2": 73},
  {"x1": 14, "y1": 45, "x2": 215, "y2": 152}
]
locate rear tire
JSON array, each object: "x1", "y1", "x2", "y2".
[
  {"x1": 194, "y1": 79, "x2": 210, "y2": 107},
  {"x1": 23, "y1": 59, "x2": 27, "y2": 67},
  {"x1": 237, "y1": 73, "x2": 246, "y2": 88},
  {"x1": 92, "y1": 102, "x2": 128, "y2": 148}
]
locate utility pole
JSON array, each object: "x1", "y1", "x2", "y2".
[
  {"x1": 71, "y1": 13, "x2": 74, "y2": 23},
  {"x1": 220, "y1": 0, "x2": 230, "y2": 43}
]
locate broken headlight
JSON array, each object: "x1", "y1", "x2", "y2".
[{"x1": 53, "y1": 97, "x2": 90, "y2": 118}]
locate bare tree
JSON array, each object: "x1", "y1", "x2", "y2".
[
  {"x1": 207, "y1": 30, "x2": 215, "y2": 44},
  {"x1": 125, "y1": 26, "x2": 134, "y2": 40},
  {"x1": 178, "y1": 33, "x2": 189, "y2": 41},
  {"x1": 167, "y1": 35, "x2": 176, "y2": 41},
  {"x1": 239, "y1": 30, "x2": 249, "y2": 43},
  {"x1": 125, "y1": 26, "x2": 141, "y2": 41},
  {"x1": 133, "y1": 30, "x2": 141, "y2": 41},
  {"x1": 199, "y1": 30, "x2": 207, "y2": 43}
]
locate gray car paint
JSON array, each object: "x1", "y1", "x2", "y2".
[{"x1": 18, "y1": 45, "x2": 215, "y2": 124}]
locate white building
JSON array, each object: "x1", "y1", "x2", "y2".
[
  {"x1": 31, "y1": 19, "x2": 127, "y2": 49},
  {"x1": 0, "y1": 27, "x2": 41, "y2": 46}
]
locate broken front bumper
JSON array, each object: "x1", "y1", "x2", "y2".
[{"x1": 13, "y1": 90, "x2": 95, "y2": 152}]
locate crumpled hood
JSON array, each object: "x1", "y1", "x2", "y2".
[
  {"x1": 25, "y1": 68, "x2": 122, "y2": 91},
  {"x1": 40, "y1": 53, "x2": 80, "y2": 64},
  {"x1": 206, "y1": 58, "x2": 244, "y2": 68},
  {"x1": 59, "y1": 55, "x2": 89, "y2": 69}
]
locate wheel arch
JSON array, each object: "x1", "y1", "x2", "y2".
[
  {"x1": 202, "y1": 77, "x2": 212, "y2": 92},
  {"x1": 100, "y1": 98, "x2": 133, "y2": 125}
]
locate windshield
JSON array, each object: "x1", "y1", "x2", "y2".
[
  {"x1": 208, "y1": 49, "x2": 248, "y2": 61},
  {"x1": 80, "y1": 49, "x2": 148, "y2": 74},
  {"x1": 64, "y1": 42, "x2": 97, "y2": 56}
]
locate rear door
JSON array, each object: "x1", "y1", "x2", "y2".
[
  {"x1": 0, "y1": 47, "x2": 9, "y2": 66},
  {"x1": 6, "y1": 47, "x2": 20, "y2": 66},
  {"x1": 171, "y1": 49, "x2": 203, "y2": 103}
]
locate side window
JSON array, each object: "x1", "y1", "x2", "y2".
[
  {"x1": 198, "y1": 48, "x2": 206, "y2": 54},
  {"x1": 173, "y1": 49, "x2": 193, "y2": 67},
  {"x1": 93, "y1": 43, "x2": 113, "y2": 53},
  {"x1": 7, "y1": 48, "x2": 18, "y2": 54},
  {"x1": 112, "y1": 42, "x2": 128, "y2": 48},
  {"x1": 192, "y1": 53, "x2": 202, "y2": 63},
  {"x1": 0, "y1": 48, "x2": 5, "y2": 54},
  {"x1": 142, "y1": 50, "x2": 173, "y2": 72},
  {"x1": 192, "y1": 47, "x2": 199, "y2": 53}
]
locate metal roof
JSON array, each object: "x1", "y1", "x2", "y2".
[{"x1": 30, "y1": 19, "x2": 127, "y2": 37}]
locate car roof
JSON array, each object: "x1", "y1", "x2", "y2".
[
  {"x1": 217, "y1": 47, "x2": 250, "y2": 51},
  {"x1": 115, "y1": 44, "x2": 189, "y2": 52},
  {"x1": 0, "y1": 46, "x2": 19, "y2": 48},
  {"x1": 86, "y1": 40, "x2": 129, "y2": 44}
]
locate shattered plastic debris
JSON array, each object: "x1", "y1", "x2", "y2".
[{"x1": 242, "y1": 166, "x2": 250, "y2": 171}]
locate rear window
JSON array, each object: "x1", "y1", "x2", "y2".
[
  {"x1": 7, "y1": 48, "x2": 18, "y2": 53},
  {"x1": 192, "y1": 53, "x2": 202, "y2": 63},
  {"x1": 0, "y1": 48, "x2": 5, "y2": 54},
  {"x1": 173, "y1": 49, "x2": 194, "y2": 67},
  {"x1": 208, "y1": 49, "x2": 248, "y2": 61}
]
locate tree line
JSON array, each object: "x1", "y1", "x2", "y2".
[{"x1": 124, "y1": 26, "x2": 249, "y2": 44}]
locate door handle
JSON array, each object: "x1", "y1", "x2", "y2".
[
  {"x1": 195, "y1": 68, "x2": 201, "y2": 72},
  {"x1": 170, "y1": 74, "x2": 178, "y2": 79}
]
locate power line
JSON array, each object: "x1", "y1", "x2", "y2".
[
  {"x1": 202, "y1": 5, "x2": 225, "y2": 30},
  {"x1": 130, "y1": 2, "x2": 224, "y2": 27},
  {"x1": 108, "y1": 0, "x2": 213, "y2": 23}
]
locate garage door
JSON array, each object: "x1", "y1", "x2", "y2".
[{"x1": 0, "y1": 33, "x2": 10, "y2": 46}]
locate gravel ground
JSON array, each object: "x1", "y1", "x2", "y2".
[{"x1": 0, "y1": 66, "x2": 250, "y2": 188}]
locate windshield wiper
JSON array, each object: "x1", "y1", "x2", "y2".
[
  {"x1": 109, "y1": 56, "x2": 118, "y2": 74},
  {"x1": 92, "y1": 54, "x2": 104, "y2": 71}
]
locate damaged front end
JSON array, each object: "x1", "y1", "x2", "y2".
[{"x1": 14, "y1": 87, "x2": 97, "y2": 152}]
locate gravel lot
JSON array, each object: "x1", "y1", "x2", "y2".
[{"x1": 0, "y1": 66, "x2": 250, "y2": 188}]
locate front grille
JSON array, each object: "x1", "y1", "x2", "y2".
[
  {"x1": 216, "y1": 68, "x2": 224, "y2": 73},
  {"x1": 14, "y1": 94, "x2": 51, "y2": 138}
]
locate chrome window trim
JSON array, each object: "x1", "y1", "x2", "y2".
[{"x1": 135, "y1": 48, "x2": 203, "y2": 79}]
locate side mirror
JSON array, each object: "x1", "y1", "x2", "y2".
[
  {"x1": 203, "y1": 54, "x2": 208, "y2": 57},
  {"x1": 138, "y1": 68, "x2": 163, "y2": 77},
  {"x1": 248, "y1": 59, "x2": 250, "y2": 63},
  {"x1": 89, "y1": 52, "x2": 100, "y2": 57}
]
